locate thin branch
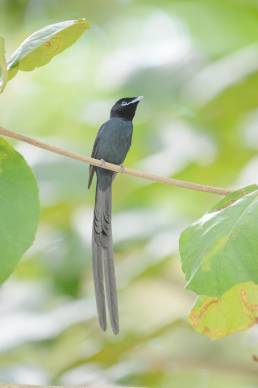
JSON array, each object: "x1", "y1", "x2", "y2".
[
  {"x1": 0, "y1": 385, "x2": 138, "y2": 388},
  {"x1": 0, "y1": 126, "x2": 232, "y2": 196}
]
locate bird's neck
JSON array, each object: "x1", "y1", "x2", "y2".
[{"x1": 110, "y1": 113, "x2": 133, "y2": 122}]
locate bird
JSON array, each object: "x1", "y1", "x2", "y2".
[{"x1": 88, "y1": 96, "x2": 143, "y2": 334}]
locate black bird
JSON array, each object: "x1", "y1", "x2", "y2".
[{"x1": 88, "y1": 96, "x2": 143, "y2": 334}]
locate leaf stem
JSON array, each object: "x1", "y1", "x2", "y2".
[{"x1": 0, "y1": 126, "x2": 232, "y2": 196}]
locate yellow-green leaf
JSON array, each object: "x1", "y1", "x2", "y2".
[
  {"x1": 7, "y1": 18, "x2": 90, "y2": 80},
  {"x1": 189, "y1": 282, "x2": 258, "y2": 339}
]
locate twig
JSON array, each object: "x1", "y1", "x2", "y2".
[
  {"x1": 0, "y1": 126, "x2": 232, "y2": 196},
  {"x1": 0, "y1": 385, "x2": 139, "y2": 388}
]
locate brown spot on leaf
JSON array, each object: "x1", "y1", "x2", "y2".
[{"x1": 43, "y1": 41, "x2": 51, "y2": 48}]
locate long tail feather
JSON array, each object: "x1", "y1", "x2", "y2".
[
  {"x1": 92, "y1": 237, "x2": 107, "y2": 331},
  {"x1": 92, "y1": 183, "x2": 107, "y2": 331},
  {"x1": 104, "y1": 243, "x2": 119, "y2": 334},
  {"x1": 92, "y1": 176, "x2": 119, "y2": 334}
]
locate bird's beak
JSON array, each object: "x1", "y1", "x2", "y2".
[
  {"x1": 131, "y1": 96, "x2": 144, "y2": 104},
  {"x1": 122, "y1": 96, "x2": 144, "y2": 106}
]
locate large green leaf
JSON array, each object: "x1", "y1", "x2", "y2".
[
  {"x1": 0, "y1": 137, "x2": 39, "y2": 282},
  {"x1": 7, "y1": 18, "x2": 90, "y2": 80},
  {"x1": 189, "y1": 282, "x2": 258, "y2": 339},
  {"x1": 0, "y1": 37, "x2": 7, "y2": 93},
  {"x1": 180, "y1": 185, "x2": 258, "y2": 297}
]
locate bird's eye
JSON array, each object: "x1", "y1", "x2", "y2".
[{"x1": 121, "y1": 101, "x2": 128, "y2": 106}]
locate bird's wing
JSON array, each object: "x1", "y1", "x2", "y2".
[
  {"x1": 88, "y1": 123, "x2": 108, "y2": 189},
  {"x1": 88, "y1": 134, "x2": 100, "y2": 189}
]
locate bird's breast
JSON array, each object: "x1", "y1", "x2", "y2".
[{"x1": 98, "y1": 118, "x2": 133, "y2": 165}]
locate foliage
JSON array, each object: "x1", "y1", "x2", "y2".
[
  {"x1": 180, "y1": 185, "x2": 258, "y2": 297},
  {"x1": 190, "y1": 282, "x2": 258, "y2": 339},
  {"x1": 0, "y1": 18, "x2": 90, "y2": 90},
  {"x1": 0, "y1": 19, "x2": 89, "y2": 284},
  {"x1": 180, "y1": 185, "x2": 258, "y2": 338},
  {"x1": 0, "y1": 2, "x2": 258, "y2": 388},
  {"x1": 0, "y1": 138, "x2": 39, "y2": 283},
  {"x1": 7, "y1": 19, "x2": 90, "y2": 81}
]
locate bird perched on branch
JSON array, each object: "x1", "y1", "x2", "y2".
[{"x1": 88, "y1": 96, "x2": 143, "y2": 334}]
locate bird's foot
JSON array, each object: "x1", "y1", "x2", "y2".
[
  {"x1": 120, "y1": 164, "x2": 125, "y2": 173},
  {"x1": 100, "y1": 159, "x2": 106, "y2": 168}
]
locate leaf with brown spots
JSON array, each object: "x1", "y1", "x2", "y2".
[
  {"x1": 7, "y1": 19, "x2": 90, "y2": 80},
  {"x1": 189, "y1": 282, "x2": 258, "y2": 339}
]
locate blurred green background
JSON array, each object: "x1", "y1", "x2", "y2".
[{"x1": 1, "y1": 0, "x2": 258, "y2": 387}]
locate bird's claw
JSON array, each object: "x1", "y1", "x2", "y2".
[
  {"x1": 120, "y1": 164, "x2": 125, "y2": 173},
  {"x1": 100, "y1": 159, "x2": 106, "y2": 168}
]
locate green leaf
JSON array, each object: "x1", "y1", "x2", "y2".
[
  {"x1": 189, "y1": 282, "x2": 258, "y2": 339},
  {"x1": 0, "y1": 37, "x2": 7, "y2": 93},
  {"x1": 212, "y1": 184, "x2": 258, "y2": 211},
  {"x1": 0, "y1": 137, "x2": 39, "y2": 282},
  {"x1": 7, "y1": 18, "x2": 90, "y2": 80},
  {"x1": 180, "y1": 185, "x2": 258, "y2": 297}
]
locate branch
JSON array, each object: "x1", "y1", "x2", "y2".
[
  {"x1": 0, "y1": 126, "x2": 232, "y2": 196},
  {"x1": 0, "y1": 385, "x2": 138, "y2": 388}
]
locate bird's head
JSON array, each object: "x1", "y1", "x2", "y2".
[{"x1": 110, "y1": 96, "x2": 143, "y2": 121}]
